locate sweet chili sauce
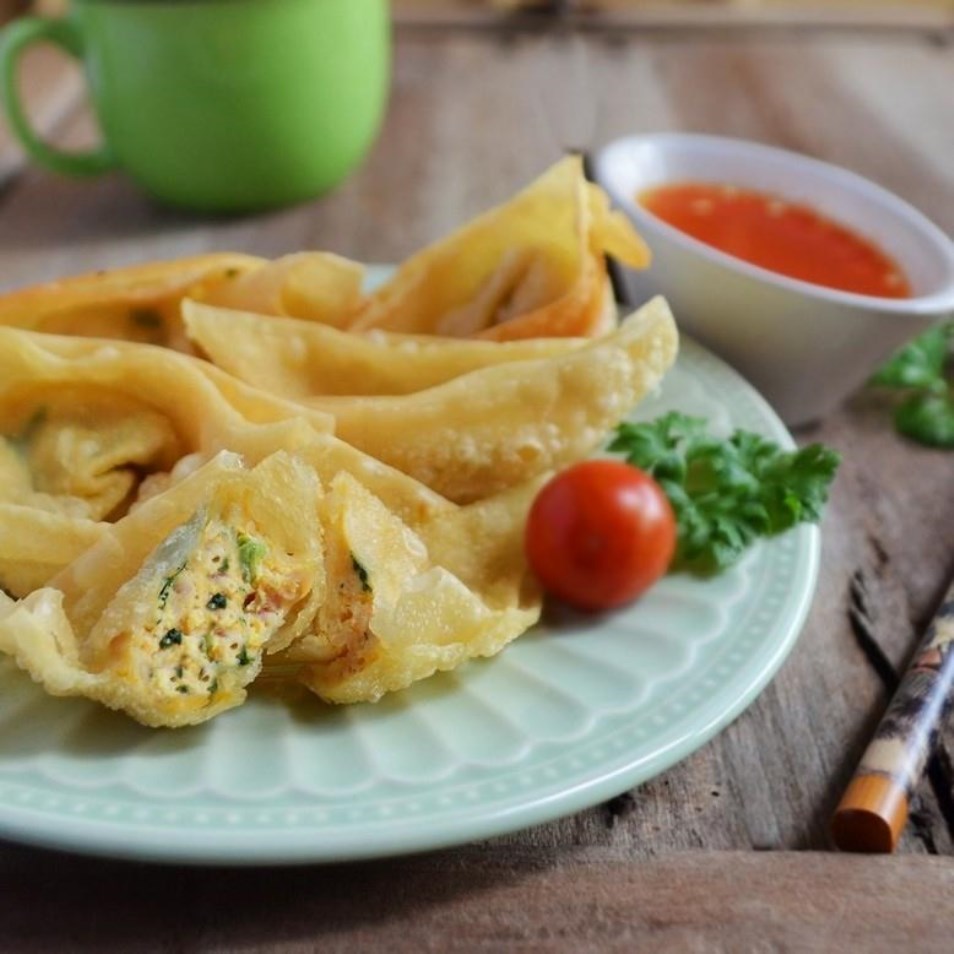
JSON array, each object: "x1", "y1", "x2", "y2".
[{"x1": 638, "y1": 182, "x2": 912, "y2": 299}]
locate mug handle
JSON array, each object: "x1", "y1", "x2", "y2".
[{"x1": 0, "y1": 16, "x2": 117, "y2": 177}]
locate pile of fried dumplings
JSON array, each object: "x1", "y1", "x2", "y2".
[{"x1": 0, "y1": 157, "x2": 679, "y2": 727}]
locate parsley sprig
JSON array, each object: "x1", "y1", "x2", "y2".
[
  {"x1": 609, "y1": 413, "x2": 840, "y2": 574},
  {"x1": 869, "y1": 322, "x2": 954, "y2": 448}
]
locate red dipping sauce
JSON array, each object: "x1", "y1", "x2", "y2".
[{"x1": 638, "y1": 181, "x2": 911, "y2": 299}]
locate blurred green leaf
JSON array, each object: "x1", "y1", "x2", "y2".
[
  {"x1": 871, "y1": 323, "x2": 954, "y2": 449},
  {"x1": 895, "y1": 392, "x2": 954, "y2": 448}
]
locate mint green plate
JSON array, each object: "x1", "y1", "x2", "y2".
[{"x1": 0, "y1": 284, "x2": 819, "y2": 864}]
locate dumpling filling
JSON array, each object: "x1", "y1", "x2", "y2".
[
  {"x1": 134, "y1": 524, "x2": 273, "y2": 697},
  {"x1": 102, "y1": 515, "x2": 307, "y2": 709},
  {"x1": 0, "y1": 450, "x2": 322, "y2": 727}
]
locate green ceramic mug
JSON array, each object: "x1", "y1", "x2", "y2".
[{"x1": 0, "y1": 0, "x2": 391, "y2": 211}]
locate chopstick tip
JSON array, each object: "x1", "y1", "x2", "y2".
[{"x1": 831, "y1": 775, "x2": 907, "y2": 854}]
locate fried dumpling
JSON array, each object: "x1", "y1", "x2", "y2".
[
  {"x1": 1, "y1": 436, "x2": 544, "y2": 716},
  {"x1": 0, "y1": 328, "x2": 334, "y2": 441},
  {"x1": 271, "y1": 470, "x2": 542, "y2": 704},
  {"x1": 306, "y1": 297, "x2": 678, "y2": 503},
  {"x1": 0, "y1": 328, "x2": 334, "y2": 595},
  {"x1": 0, "y1": 505, "x2": 105, "y2": 599},
  {"x1": 0, "y1": 452, "x2": 323, "y2": 727},
  {"x1": 193, "y1": 252, "x2": 366, "y2": 329},
  {"x1": 123, "y1": 425, "x2": 545, "y2": 706},
  {"x1": 182, "y1": 299, "x2": 586, "y2": 398},
  {"x1": 0, "y1": 254, "x2": 263, "y2": 351},
  {"x1": 1, "y1": 391, "x2": 181, "y2": 521},
  {"x1": 346, "y1": 156, "x2": 651, "y2": 340}
]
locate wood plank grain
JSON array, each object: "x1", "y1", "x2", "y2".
[
  {"x1": 393, "y1": 0, "x2": 954, "y2": 31},
  {"x1": 0, "y1": 849, "x2": 952, "y2": 951}
]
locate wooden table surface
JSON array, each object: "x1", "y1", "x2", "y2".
[{"x1": 1, "y1": 12, "x2": 953, "y2": 951}]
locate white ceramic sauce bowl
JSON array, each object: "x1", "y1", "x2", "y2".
[{"x1": 593, "y1": 133, "x2": 954, "y2": 427}]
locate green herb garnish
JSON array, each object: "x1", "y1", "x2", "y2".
[
  {"x1": 351, "y1": 554, "x2": 372, "y2": 592},
  {"x1": 609, "y1": 412, "x2": 840, "y2": 574},
  {"x1": 158, "y1": 563, "x2": 186, "y2": 610},
  {"x1": 870, "y1": 323, "x2": 954, "y2": 448},
  {"x1": 159, "y1": 628, "x2": 183, "y2": 649},
  {"x1": 237, "y1": 647, "x2": 251, "y2": 667},
  {"x1": 236, "y1": 532, "x2": 267, "y2": 583}
]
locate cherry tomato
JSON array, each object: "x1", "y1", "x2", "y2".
[{"x1": 525, "y1": 459, "x2": 676, "y2": 611}]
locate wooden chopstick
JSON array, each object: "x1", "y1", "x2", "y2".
[{"x1": 831, "y1": 575, "x2": 954, "y2": 852}]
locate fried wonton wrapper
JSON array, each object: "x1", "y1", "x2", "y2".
[
  {"x1": 0, "y1": 452, "x2": 323, "y2": 727},
  {"x1": 123, "y1": 417, "x2": 541, "y2": 705},
  {"x1": 0, "y1": 295, "x2": 675, "y2": 596},
  {"x1": 182, "y1": 299, "x2": 587, "y2": 398},
  {"x1": 194, "y1": 252, "x2": 366, "y2": 329},
  {"x1": 109, "y1": 417, "x2": 543, "y2": 707},
  {"x1": 306, "y1": 296, "x2": 678, "y2": 503},
  {"x1": 273, "y1": 471, "x2": 542, "y2": 704},
  {"x1": 0, "y1": 329, "x2": 333, "y2": 595},
  {"x1": 1, "y1": 425, "x2": 543, "y2": 716},
  {"x1": 346, "y1": 156, "x2": 650, "y2": 341},
  {"x1": 0, "y1": 254, "x2": 264, "y2": 352},
  {"x1": 0, "y1": 506, "x2": 105, "y2": 600}
]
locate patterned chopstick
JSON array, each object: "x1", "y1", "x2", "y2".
[{"x1": 831, "y1": 575, "x2": 954, "y2": 852}]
